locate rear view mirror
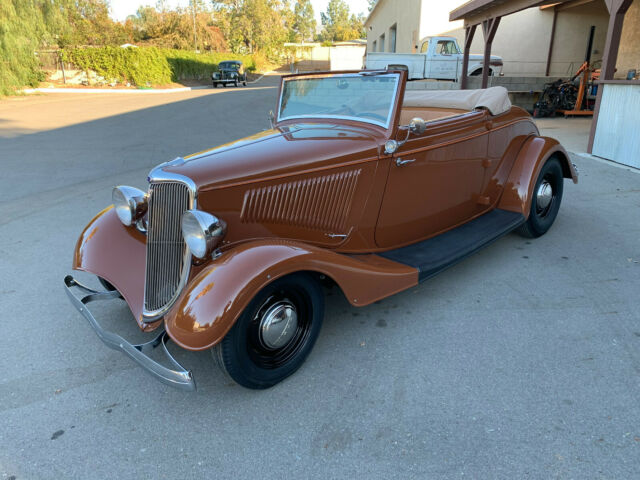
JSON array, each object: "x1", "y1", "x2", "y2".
[{"x1": 409, "y1": 117, "x2": 426, "y2": 135}]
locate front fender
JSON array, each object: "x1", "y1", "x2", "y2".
[
  {"x1": 498, "y1": 136, "x2": 578, "y2": 218},
  {"x1": 164, "y1": 240, "x2": 417, "y2": 351},
  {"x1": 72, "y1": 205, "x2": 149, "y2": 330}
]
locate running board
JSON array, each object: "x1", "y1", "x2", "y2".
[{"x1": 379, "y1": 209, "x2": 525, "y2": 282}]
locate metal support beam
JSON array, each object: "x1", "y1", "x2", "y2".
[
  {"x1": 481, "y1": 16, "x2": 501, "y2": 89},
  {"x1": 587, "y1": 0, "x2": 634, "y2": 152},
  {"x1": 545, "y1": 8, "x2": 558, "y2": 76},
  {"x1": 460, "y1": 24, "x2": 477, "y2": 89}
]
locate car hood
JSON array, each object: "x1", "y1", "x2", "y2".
[{"x1": 156, "y1": 123, "x2": 382, "y2": 191}]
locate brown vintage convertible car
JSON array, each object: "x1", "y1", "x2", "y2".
[{"x1": 64, "y1": 70, "x2": 577, "y2": 391}]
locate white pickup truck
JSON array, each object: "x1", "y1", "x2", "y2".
[{"x1": 366, "y1": 36, "x2": 503, "y2": 81}]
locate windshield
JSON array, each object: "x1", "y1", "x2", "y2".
[
  {"x1": 278, "y1": 73, "x2": 400, "y2": 128},
  {"x1": 221, "y1": 62, "x2": 240, "y2": 70}
]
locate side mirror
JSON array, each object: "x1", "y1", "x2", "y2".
[{"x1": 409, "y1": 117, "x2": 426, "y2": 135}]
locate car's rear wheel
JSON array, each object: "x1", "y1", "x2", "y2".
[
  {"x1": 212, "y1": 273, "x2": 324, "y2": 389},
  {"x1": 516, "y1": 157, "x2": 564, "y2": 238}
]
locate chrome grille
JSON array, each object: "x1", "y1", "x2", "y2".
[{"x1": 144, "y1": 182, "x2": 192, "y2": 315}]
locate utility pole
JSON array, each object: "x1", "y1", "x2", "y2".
[{"x1": 192, "y1": 0, "x2": 197, "y2": 53}]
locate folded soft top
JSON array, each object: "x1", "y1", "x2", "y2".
[{"x1": 403, "y1": 86, "x2": 511, "y2": 116}]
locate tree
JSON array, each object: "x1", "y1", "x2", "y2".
[
  {"x1": 212, "y1": 0, "x2": 288, "y2": 56},
  {"x1": 319, "y1": 0, "x2": 364, "y2": 42},
  {"x1": 367, "y1": 0, "x2": 377, "y2": 11},
  {"x1": 292, "y1": 0, "x2": 315, "y2": 43}
]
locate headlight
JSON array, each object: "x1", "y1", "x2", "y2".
[
  {"x1": 112, "y1": 186, "x2": 147, "y2": 226},
  {"x1": 181, "y1": 209, "x2": 227, "y2": 259}
]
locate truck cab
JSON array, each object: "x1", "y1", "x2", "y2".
[{"x1": 366, "y1": 35, "x2": 503, "y2": 81}]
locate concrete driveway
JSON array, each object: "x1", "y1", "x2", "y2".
[{"x1": 1, "y1": 78, "x2": 639, "y2": 479}]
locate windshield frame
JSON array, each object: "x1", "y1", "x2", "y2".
[{"x1": 276, "y1": 72, "x2": 401, "y2": 129}]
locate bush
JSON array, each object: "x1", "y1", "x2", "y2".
[
  {"x1": 0, "y1": 1, "x2": 47, "y2": 96},
  {"x1": 60, "y1": 47, "x2": 263, "y2": 86}
]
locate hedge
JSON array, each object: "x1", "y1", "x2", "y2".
[{"x1": 60, "y1": 47, "x2": 261, "y2": 86}]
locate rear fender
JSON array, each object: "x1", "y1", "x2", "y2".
[
  {"x1": 498, "y1": 136, "x2": 577, "y2": 218},
  {"x1": 164, "y1": 241, "x2": 417, "y2": 351}
]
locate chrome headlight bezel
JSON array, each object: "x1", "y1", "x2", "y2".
[
  {"x1": 181, "y1": 209, "x2": 227, "y2": 259},
  {"x1": 112, "y1": 186, "x2": 148, "y2": 227}
]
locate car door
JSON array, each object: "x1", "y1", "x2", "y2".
[
  {"x1": 375, "y1": 112, "x2": 489, "y2": 248},
  {"x1": 428, "y1": 40, "x2": 460, "y2": 80}
]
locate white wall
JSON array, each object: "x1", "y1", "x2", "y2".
[
  {"x1": 439, "y1": 1, "x2": 608, "y2": 76},
  {"x1": 365, "y1": 0, "x2": 422, "y2": 53}
]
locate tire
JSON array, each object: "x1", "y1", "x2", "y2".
[
  {"x1": 213, "y1": 82, "x2": 218, "y2": 88},
  {"x1": 212, "y1": 273, "x2": 324, "y2": 389},
  {"x1": 98, "y1": 276, "x2": 123, "y2": 299},
  {"x1": 222, "y1": 83, "x2": 227, "y2": 88},
  {"x1": 516, "y1": 157, "x2": 564, "y2": 238},
  {"x1": 242, "y1": 80, "x2": 247, "y2": 86},
  {"x1": 234, "y1": 80, "x2": 238, "y2": 87}
]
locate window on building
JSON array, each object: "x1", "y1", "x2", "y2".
[
  {"x1": 436, "y1": 40, "x2": 460, "y2": 55},
  {"x1": 373, "y1": 40, "x2": 377, "y2": 52},
  {"x1": 389, "y1": 24, "x2": 397, "y2": 53},
  {"x1": 420, "y1": 40, "x2": 429, "y2": 53},
  {"x1": 380, "y1": 33, "x2": 385, "y2": 52}
]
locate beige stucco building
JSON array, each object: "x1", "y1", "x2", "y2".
[{"x1": 365, "y1": 0, "x2": 638, "y2": 78}]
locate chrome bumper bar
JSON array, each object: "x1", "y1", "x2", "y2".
[{"x1": 63, "y1": 275, "x2": 196, "y2": 391}]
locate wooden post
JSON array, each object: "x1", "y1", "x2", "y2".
[
  {"x1": 460, "y1": 24, "x2": 477, "y2": 90},
  {"x1": 587, "y1": 0, "x2": 633, "y2": 152},
  {"x1": 481, "y1": 17, "x2": 501, "y2": 89}
]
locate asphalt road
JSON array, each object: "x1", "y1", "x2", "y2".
[{"x1": 1, "y1": 77, "x2": 639, "y2": 479}]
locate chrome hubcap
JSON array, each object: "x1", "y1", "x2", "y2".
[
  {"x1": 258, "y1": 301, "x2": 298, "y2": 350},
  {"x1": 536, "y1": 180, "x2": 553, "y2": 211}
]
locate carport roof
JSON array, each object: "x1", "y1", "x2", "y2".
[{"x1": 450, "y1": 0, "x2": 570, "y2": 24}]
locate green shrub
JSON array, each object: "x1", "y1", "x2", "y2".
[{"x1": 60, "y1": 47, "x2": 262, "y2": 86}]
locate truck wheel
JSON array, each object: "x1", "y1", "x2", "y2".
[
  {"x1": 516, "y1": 157, "x2": 564, "y2": 238},
  {"x1": 212, "y1": 273, "x2": 324, "y2": 389}
]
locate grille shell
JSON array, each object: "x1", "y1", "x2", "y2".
[{"x1": 143, "y1": 181, "x2": 194, "y2": 318}]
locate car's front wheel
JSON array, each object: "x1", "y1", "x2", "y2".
[
  {"x1": 212, "y1": 273, "x2": 324, "y2": 389},
  {"x1": 516, "y1": 156, "x2": 564, "y2": 238}
]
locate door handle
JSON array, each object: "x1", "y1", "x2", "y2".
[{"x1": 395, "y1": 158, "x2": 415, "y2": 167}]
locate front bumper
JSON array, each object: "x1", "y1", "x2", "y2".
[{"x1": 63, "y1": 275, "x2": 196, "y2": 391}]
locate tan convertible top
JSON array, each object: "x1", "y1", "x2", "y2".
[{"x1": 402, "y1": 86, "x2": 511, "y2": 116}]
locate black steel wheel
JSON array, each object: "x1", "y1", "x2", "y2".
[
  {"x1": 212, "y1": 273, "x2": 324, "y2": 389},
  {"x1": 516, "y1": 157, "x2": 564, "y2": 238}
]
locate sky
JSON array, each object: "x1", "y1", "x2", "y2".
[{"x1": 108, "y1": 0, "x2": 371, "y2": 23}]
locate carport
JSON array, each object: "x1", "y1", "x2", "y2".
[{"x1": 451, "y1": 0, "x2": 639, "y2": 167}]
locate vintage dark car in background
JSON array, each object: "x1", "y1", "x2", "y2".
[
  {"x1": 212, "y1": 60, "x2": 247, "y2": 87},
  {"x1": 64, "y1": 70, "x2": 577, "y2": 391}
]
